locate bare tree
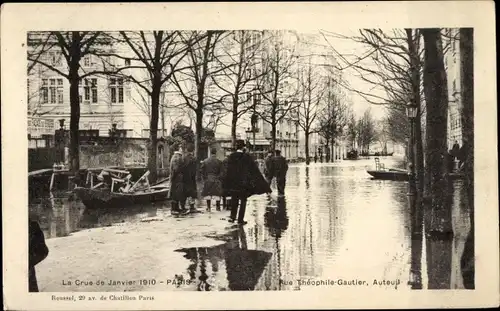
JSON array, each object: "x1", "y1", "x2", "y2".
[
  {"x1": 255, "y1": 30, "x2": 300, "y2": 151},
  {"x1": 110, "y1": 30, "x2": 196, "y2": 182},
  {"x1": 385, "y1": 104, "x2": 410, "y2": 146},
  {"x1": 376, "y1": 118, "x2": 390, "y2": 154},
  {"x1": 421, "y1": 28, "x2": 450, "y2": 239},
  {"x1": 172, "y1": 30, "x2": 228, "y2": 163},
  {"x1": 320, "y1": 29, "x2": 425, "y2": 188},
  {"x1": 296, "y1": 56, "x2": 327, "y2": 164},
  {"x1": 356, "y1": 108, "x2": 377, "y2": 155},
  {"x1": 317, "y1": 80, "x2": 351, "y2": 161},
  {"x1": 27, "y1": 31, "x2": 113, "y2": 176},
  {"x1": 211, "y1": 30, "x2": 267, "y2": 147}
]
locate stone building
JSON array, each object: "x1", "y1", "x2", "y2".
[
  {"x1": 27, "y1": 34, "x2": 134, "y2": 137},
  {"x1": 443, "y1": 28, "x2": 463, "y2": 149}
]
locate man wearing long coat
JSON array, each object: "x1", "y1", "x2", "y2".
[
  {"x1": 273, "y1": 150, "x2": 289, "y2": 196},
  {"x1": 168, "y1": 144, "x2": 188, "y2": 214},
  {"x1": 182, "y1": 143, "x2": 198, "y2": 212},
  {"x1": 264, "y1": 151, "x2": 275, "y2": 186},
  {"x1": 200, "y1": 148, "x2": 223, "y2": 211},
  {"x1": 222, "y1": 140, "x2": 272, "y2": 225}
]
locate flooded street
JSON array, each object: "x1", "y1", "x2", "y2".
[{"x1": 30, "y1": 157, "x2": 473, "y2": 291}]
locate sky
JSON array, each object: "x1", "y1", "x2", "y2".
[{"x1": 303, "y1": 29, "x2": 390, "y2": 120}]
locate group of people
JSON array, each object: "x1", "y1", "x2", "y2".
[{"x1": 168, "y1": 139, "x2": 274, "y2": 225}]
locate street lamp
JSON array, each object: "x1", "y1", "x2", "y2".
[
  {"x1": 250, "y1": 113, "x2": 258, "y2": 157},
  {"x1": 406, "y1": 102, "x2": 422, "y2": 289},
  {"x1": 405, "y1": 103, "x2": 418, "y2": 188}
]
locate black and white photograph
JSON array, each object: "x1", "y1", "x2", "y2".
[{"x1": 2, "y1": 2, "x2": 498, "y2": 310}]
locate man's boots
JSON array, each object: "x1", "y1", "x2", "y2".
[{"x1": 171, "y1": 201, "x2": 179, "y2": 214}]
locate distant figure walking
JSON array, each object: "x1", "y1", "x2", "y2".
[
  {"x1": 168, "y1": 144, "x2": 188, "y2": 214},
  {"x1": 29, "y1": 219, "x2": 49, "y2": 292},
  {"x1": 222, "y1": 139, "x2": 272, "y2": 225},
  {"x1": 264, "y1": 151, "x2": 275, "y2": 186},
  {"x1": 200, "y1": 148, "x2": 223, "y2": 211},
  {"x1": 182, "y1": 143, "x2": 198, "y2": 213},
  {"x1": 273, "y1": 150, "x2": 289, "y2": 196}
]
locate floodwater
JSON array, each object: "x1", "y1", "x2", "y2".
[{"x1": 29, "y1": 157, "x2": 473, "y2": 290}]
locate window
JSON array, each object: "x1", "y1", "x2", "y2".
[
  {"x1": 50, "y1": 79, "x2": 56, "y2": 103},
  {"x1": 42, "y1": 78, "x2": 64, "y2": 104},
  {"x1": 57, "y1": 79, "x2": 64, "y2": 104},
  {"x1": 109, "y1": 78, "x2": 124, "y2": 104},
  {"x1": 124, "y1": 59, "x2": 131, "y2": 66},
  {"x1": 118, "y1": 78, "x2": 124, "y2": 103},
  {"x1": 49, "y1": 52, "x2": 62, "y2": 67},
  {"x1": 91, "y1": 78, "x2": 98, "y2": 103},
  {"x1": 83, "y1": 55, "x2": 91, "y2": 67},
  {"x1": 84, "y1": 79, "x2": 90, "y2": 101},
  {"x1": 254, "y1": 94, "x2": 261, "y2": 105},
  {"x1": 41, "y1": 79, "x2": 49, "y2": 103}
]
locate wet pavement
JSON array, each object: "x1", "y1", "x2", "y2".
[{"x1": 30, "y1": 157, "x2": 473, "y2": 291}]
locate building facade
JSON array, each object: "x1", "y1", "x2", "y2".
[
  {"x1": 418, "y1": 28, "x2": 464, "y2": 154},
  {"x1": 27, "y1": 35, "x2": 133, "y2": 137},
  {"x1": 443, "y1": 28, "x2": 463, "y2": 149}
]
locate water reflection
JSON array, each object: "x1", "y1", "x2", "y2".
[
  {"x1": 175, "y1": 228, "x2": 273, "y2": 291},
  {"x1": 409, "y1": 178, "x2": 473, "y2": 289},
  {"x1": 29, "y1": 158, "x2": 473, "y2": 290},
  {"x1": 29, "y1": 192, "x2": 159, "y2": 239}
]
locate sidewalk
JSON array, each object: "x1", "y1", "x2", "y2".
[{"x1": 36, "y1": 208, "x2": 238, "y2": 292}]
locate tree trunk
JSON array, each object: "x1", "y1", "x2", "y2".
[
  {"x1": 68, "y1": 32, "x2": 81, "y2": 179},
  {"x1": 148, "y1": 81, "x2": 160, "y2": 183},
  {"x1": 231, "y1": 102, "x2": 238, "y2": 149},
  {"x1": 305, "y1": 131, "x2": 310, "y2": 165},
  {"x1": 271, "y1": 114, "x2": 277, "y2": 151},
  {"x1": 195, "y1": 108, "x2": 203, "y2": 161},
  {"x1": 421, "y1": 28, "x2": 451, "y2": 237},
  {"x1": 459, "y1": 28, "x2": 474, "y2": 288},
  {"x1": 69, "y1": 76, "x2": 80, "y2": 177}
]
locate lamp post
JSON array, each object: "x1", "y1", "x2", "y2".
[
  {"x1": 406, "y1": 103, "x2": 418, "y2": 197},
  {"x1": 251, "y1": 113, "x2": 258, "y2": 157},
  {"x1": 406, "y1": 103, "x2": 421, "y2": 289}
]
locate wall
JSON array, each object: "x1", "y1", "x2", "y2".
[{"x1": 28, "y1": 148, "x2": 58, "y2": 171}]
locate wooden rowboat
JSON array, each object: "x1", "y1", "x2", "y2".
[
  {"x1": 366, "y1": 169, "x2": 409, "y2": 181},
  {"x1": 73, "y1": 184, "x2": 170, "y2": 209},
  {"x1": 366, "y1": 169, "x2": 465, "y2": 181}
]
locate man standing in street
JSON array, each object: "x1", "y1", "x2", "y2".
[
  {"x1": 273, "y1": 150, "x2": 289, "y2": 196},
  {"x1": 264, "y1": 150, "x2": 275, "y2": 186},
  {"x1": 168, "y1": 143, "x2": 189, "y2": 215},
  {"x1": 182, "y1": 143, "x2": 198, "y2": 213},
  {"x1": 200, "y1": 147, "x2": 223, "y2": 211},
  {"x1": 222, "y1": 139, "x2": 271, "y2": 225}
]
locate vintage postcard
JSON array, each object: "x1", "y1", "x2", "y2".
[{"x1": 1, "y1": 1, "x2": 499, "y2": 310}]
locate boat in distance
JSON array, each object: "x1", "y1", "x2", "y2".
[{"x1": 366, "y1": 169, "x2": 465, "y2": 181}]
